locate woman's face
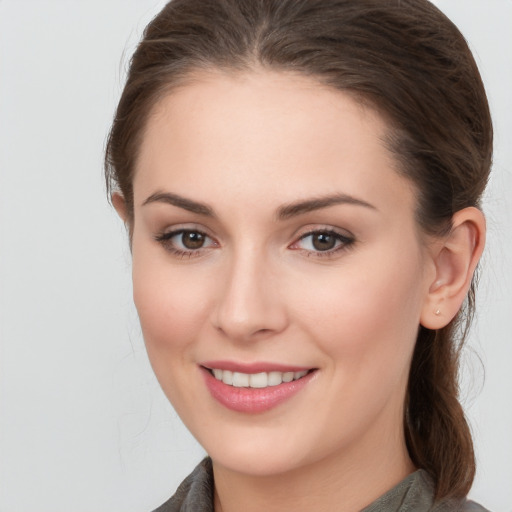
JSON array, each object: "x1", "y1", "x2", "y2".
[{"x1": 130, "y1": 70, "x2": 436, "y2": 476}]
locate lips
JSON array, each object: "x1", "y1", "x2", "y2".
[{"x1": 200, "y1": 361, "x2": 317, "y2": 413}]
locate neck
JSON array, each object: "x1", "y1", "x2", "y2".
[{"x1": 212, "y1": 425, "x2": 415, "y2": 512}]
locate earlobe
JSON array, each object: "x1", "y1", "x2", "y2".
[
  {"x1": 420, "y1": 207, "x2": 486, "y2": 329},
  {"x1": 112, "y1": 192, "x2": 128, "y2": 223}
]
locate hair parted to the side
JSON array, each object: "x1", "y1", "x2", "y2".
[{"x1": 105, "y1": 0, "x2": 492, "y2": 501}]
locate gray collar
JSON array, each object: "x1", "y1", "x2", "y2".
[{"x1": 153, "y1": 458, "x2": 489, "y2": 512}]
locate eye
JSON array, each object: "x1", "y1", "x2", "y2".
[
  {"x1": 177, "y1": 231, "x2": 208, "y2": 250},
  {"x1": 290, "y1": 229, "x2": 354, "y2": 256},
  {"x1": 155, "y1": 229, "x2": 217, "y2": 256}
]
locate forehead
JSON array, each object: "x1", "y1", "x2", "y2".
[{"x1": 134, "y1": 69, "x2": 415, "y2": 216}]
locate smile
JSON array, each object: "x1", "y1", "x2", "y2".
[
  {"x1": 200, "y1": 364, "x2": 317, "y2": 413},
  {"x1": 210, "y1": 369, "x2": 309, "y2": 388}
]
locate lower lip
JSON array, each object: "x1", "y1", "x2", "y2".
[{"x1": 201, "y1": 367, "x2": 316, "y2": 413}]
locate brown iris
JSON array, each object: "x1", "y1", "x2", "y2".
[
  {"x1": 312, "y1": 232, "x2": 337, "y2": 251},
  {"x1": 181, "y1": 231, "x2": 206, "y2": 249}
]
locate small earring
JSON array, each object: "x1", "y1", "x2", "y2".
[{"x1": 435, "y1": 309, "x2": 441, "y2": 316}]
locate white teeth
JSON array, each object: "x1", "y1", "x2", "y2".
[
  {"x1": 282, "y1": 372, "x2": 294, "y2": 383},
  {"x1": 210, "y1": 368, "x2": 311, "y2": 388},
  {"x1": 222, "y1": 370, "x2": 233, "y2": 385},
  {"x1": 249, "y1": 372, "x2": 268, "y2": 388},
  {"x1": 267, "y1": 371, "x2": 283, "y2": 386},
  {"x1": 232, "y1": 372, "x2": 249, "y2": 387}
]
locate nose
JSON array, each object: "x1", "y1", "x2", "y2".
[{"x1": 211, "y1": 248, "x2": 289, "y2": 342}]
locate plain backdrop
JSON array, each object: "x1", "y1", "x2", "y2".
[{"x1": 0, "y1": 1, "x2": 511, "y2": 511}]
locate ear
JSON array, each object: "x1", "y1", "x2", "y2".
[
  {"x1": 420, "y1": 207, "x2": 486, "y2": 329},
  {"x1": 112, "y1": 191, "x2": 128, "y2": 223}
]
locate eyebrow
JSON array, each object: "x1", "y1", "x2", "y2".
[
  {"x1": 142, "y1": 191, "x2": 376, "y2": 219},
  {"x1": 142, "y1": 191, "x2": 215, "y2": 217},
  {"x1": 277, "y1": 193, "x2": 376, "y2": 220}
]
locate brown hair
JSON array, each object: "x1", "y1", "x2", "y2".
[{"x1": 105, "y1": 0, "x2": 492, "y2": 501}]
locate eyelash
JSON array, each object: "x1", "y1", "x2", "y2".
[
  {"x1": 290, "y1": 229, "x2": 355, "y2": 258},
  {"x1": 154, "y1": 229, "x2": 217, "y2": 259},
  {"x1": 154, "y1": 228, "x2": 355, "y2": 259}
]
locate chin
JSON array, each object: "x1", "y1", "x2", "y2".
[
  {"x1": 209, "y1": 444, "x2": 307, "y2": 477},
  {"x1": 193, "y1": 419, "x2": 337, "y2": 478}
]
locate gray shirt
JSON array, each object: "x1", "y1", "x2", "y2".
[{"x1": 153, "y1": 458, "x2": 490, "y2": 512}]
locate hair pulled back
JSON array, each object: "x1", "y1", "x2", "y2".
[{"x1": 105, "y1": 0, "x2": 492, "y2": 501}]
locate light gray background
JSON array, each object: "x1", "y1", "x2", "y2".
[{"x1": 0, "y1": 1, "x2": 510, "y2": 511}]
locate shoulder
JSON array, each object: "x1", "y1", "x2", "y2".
[
  {"x1": 414, "y1": 472, "x2": 491, "y2": 512},
  {"x1": 431, "y1": 500, "x2": 491, "y2": 512},
  {"x1": 367, "y1": 470, "x2": 492, "y2": 512},
  {"x1": 151, "y1": 458, "x2": 214, "y2": 512},
  {"x1": 458, "y1": 501, "x2": 491, "y2": 512}
]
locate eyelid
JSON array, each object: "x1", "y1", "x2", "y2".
[
  {"x1": 289, "y1": 226, "x2": 355, "y2": 256},
  {"x1": 155, "y1": 222, "x2": 216, "y2": 242},
  {"x1": 154, "y1": 224, "x2": 219, "y2": 257},
  {"x1": 290, "y1": 224, "x2": 355, "y2": 242}
]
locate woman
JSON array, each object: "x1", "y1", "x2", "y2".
[{"x1": 105, "y1": 0, "x2": 492, "y2": 510}]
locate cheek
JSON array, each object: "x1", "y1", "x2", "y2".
[
  {"x1": 131, "y1": 252, "x2": 215, "y2": 412},
  {"x1": 292, "y1": 247, "x2": 426, "y2": 369},
  {"x1": 131, "y1": 245, "x2": 211, "y2": 360}
]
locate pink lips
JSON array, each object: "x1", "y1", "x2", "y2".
[{"x1": 200, "y1": 361, "x2": 316, "y2": 414}]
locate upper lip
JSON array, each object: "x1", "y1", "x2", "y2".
[{"x1": 200, "y1": 360, "x2": 314, "y2": 374}]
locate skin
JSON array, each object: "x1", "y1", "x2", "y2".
[{"x1": 114, "y1": 69, "x2": 485, "y2": 512}]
